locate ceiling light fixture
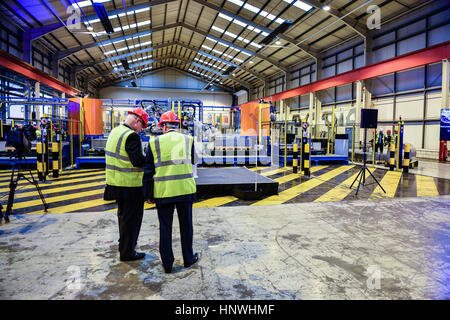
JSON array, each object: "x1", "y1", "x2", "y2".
[
  {"x1": 322, "y1": 5, "x2": 330, "y2": 11},
  {"x1": 223, "y1": 66, "x2": 236, "y2": 75},
  {"x1": 259, "y1": 20, "x2": 293, "y2": 45},
  {"x1": 92, "y1": 2, "x2": 114, "y2": 34},
  {"x1": 120, "y1": 59, "x2": 130, "y2": 70}
]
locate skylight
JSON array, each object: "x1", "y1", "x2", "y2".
[
  {"x1": 92, "y1": 20, "x2": 151, "y2": 36},
  {"x1": 73, "y1": 0, "x2": 111, "y2": 9},
  {"x1": 211, "y1": 25, "x2": 262, "y2": 49},
  {"x1": 194, "y1": 57, "x2": 226, "y2": 71},
  {"x1": 111, "y1": 55, "x2": 153, "y2": 68},
  {"x1": 188, "y1": 68, "x2": 220, "y2": 81},
  {"x1": 201, "y1": 44, "x2": 244, "y2": 64},
  {"x1": 103, "y1": 39, "x2": 152, "y2": 56},
  {"x1": 283, "y1": 0, "x2": 313, "y2": 11},
  {"x1": 84, "y1": 7, "x2": 150, "y2": 25},
  {"x1": 206, "y1": 37, "x2": 250, "y2": 57},
  {"x1": 227, "y1": 0, "x2": 284, "y2": 24}
]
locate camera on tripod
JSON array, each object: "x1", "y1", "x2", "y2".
[
  {"x1": 6, "y1": 124, "x2": 37, "y2": 156},
  {"x1": 1, "y1": 124, "x2": 47, "y2": 225}
]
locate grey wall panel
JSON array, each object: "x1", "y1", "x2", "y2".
[
  {"x1": 372, "y1": 44, "x2": 395, "y2": 63},
  {"x1": 397, "y1": 33, "x2": 426, "y2": 55},
  {"x1": 372, "y1": 74, "x2": 395, "y2": 96},
  {"x1": 428, "y1": 25, "x2": 450, "y2": 46},
  {"x1": 336, "y1": 84, "x2": 352, "y2": 102},
  {"x1": 427, "y1": 62, "x2": 442, "y2": 87},
  {"x1": 396, "y1": 67, "x2": 425, "y2": 92},
  {"x1": 337, "y1": 59, "x2": 352, "y2": 74}
]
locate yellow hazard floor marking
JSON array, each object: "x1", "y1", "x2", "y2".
[
  {"x1": 191, "y1": 167, "x2": 326, "y2": 209},
  {"x1": 314, "y1": 168, "x2": 376, "y2": 202},
  {"x1": 194, "y1": 196, "x2": 239, "y2": 208},
  {"x1": 0, "y1": 174, "x2": 105, "y2": 193},
  {"x1": 12, "y1": 189, "x2": 105, "y2": 209},
  {"x1": 259, "y1": 167, "x2": 292, "y2": 177},
  {"x1": 26, "y1": 198, "x2": 115, "y2": 215},
  {"x1": 9, "y1": 181, "x2": 105, "y2": 200},
  {"x1": 251, "y1": 165, "x2": 354, "y2": 206},
  {"x1": 0, "y1": 170, "x2": 105, "y2": 188},
  {"x1": 0, "y1": 168, "x2": 103, "y2": 179},
  {"x1": 370, "y1": 170, "x2": 402, "y2": 199},
  {"x1": 273, "y1": 166, "x2": 328, "y2": 184},
  {"x1": 416, "y1": 175, "x2": 439, "y2": 197},
  {"x1": 248, "y1": 166, "x2": 281, "y2": 172}
]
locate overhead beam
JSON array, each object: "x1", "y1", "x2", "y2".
[
  {"x1": 192, "y1": 0, "x2": 319, "y2": 59},
  {"x1": 43, "y1": 0, "x2": 177, "y2": 34},
  {"x1": 0, "y1": 49, "x2": 80, "y2": 96},
  {"x1": 89, "y1": 55, "x2": 252, "y2": 88},
  {"x1": 56, "y1": 30, "x2": 153, "y2": 60},
  {"x1": 179, "y1": 22, "x2": 289, "y2": 73},
  {"x1": 100, "y1": 65, "x2": 234, "y2": 92},
  {"x1": 301, "y1": 0, "x2": 368, "y2": 38},
  {"x1": 76, "y1": 40, "x2": 266, "y2": 82},
  {"x1": 66, "y1": 22, "x2": 284, "y2": 74},
  {"x1": 242, "y1": 40, "x2": 450, "y2": 104}
]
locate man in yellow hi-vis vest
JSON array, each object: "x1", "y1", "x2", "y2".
[
  {"x1": 104, "y1": 108, "x2": 148, "y2": 262},
  {"x1": 143, "y1": 111, "x2": 198, "y2": 273}
]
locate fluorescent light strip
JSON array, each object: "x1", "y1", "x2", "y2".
[
  {"x1": 73, "y1": 0, "x2": 111, "y2": 9},
  {"x1": 218, "y1": 13, "x2": 269, "y2": 37},
  {"x1": 188, "y1": 68, "x2": 220, "y2": 81},
  {"x1": 194, "y1": 57, "x2": 226, "y2": 71},
  {"x1": 227, "y1": 0, "x2": 284, "y2": 24},
  {"x1": 103, "y1": 34, "x2": 150, "y2": 47},
  {"x1": 211, "y1": 25, "x2": 262, "y2": 49},
  {"x1": 104, "y1": 40, "x2": 152, "y2": 56},
  {"x1": 92, "y1": 20, "x2": 151, "y2": 36},
  {"x1": 201, "y1": 44, "x2": 244, "y2": 64},
  {"x1": 205, "y1": 38, "x2": 244, "y2": 56},
  {"x1": 85, "y1": 8, "x2": 150, "y2": 25},
  {"x1": 111, "y1": 55, "x2": 153, "y2": 68},
  {"x1": 284, "y1": 0, "x2": 313, "y2": 11}
]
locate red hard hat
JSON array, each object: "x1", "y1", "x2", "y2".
[
  {"x1": 158, "y1": 111, "x2": 180, "y2": 127},
  {"x1": 128, "y1": 108, "x2": 148, "y2": 128},
  {"x1": 387, "y1": 129, "x2": 391, "y2": 134}
]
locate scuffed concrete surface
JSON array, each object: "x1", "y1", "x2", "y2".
[{"x1": 0, "y1": 195, "x2": 449, "y2": 300}]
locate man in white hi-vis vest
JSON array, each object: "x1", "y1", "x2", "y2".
[
  {"x1": 143, "y1": 111, "x2": 198, "y2": 274},
  {"x1": 104, "y1": 108, "x2": 148, "y2": 262}
]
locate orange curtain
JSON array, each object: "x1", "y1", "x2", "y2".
[{"x1": 239, "y1": 102, "x2": 270, "y2": 137}]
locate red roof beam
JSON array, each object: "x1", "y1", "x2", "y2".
[{"x1": 0, "y1": 49, "x2": 80, "y2": 97}]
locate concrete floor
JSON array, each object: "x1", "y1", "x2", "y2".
[
  {"x1": 410, "y1": 158, "x2": 450, "y2": 180},
  {"x1": 1, "y1": 195, "x2": 449, "y2": 300}
]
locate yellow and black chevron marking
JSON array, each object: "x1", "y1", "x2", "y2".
[{"x1": 0, "y1": 165, "x2": 448, "y2": 215}]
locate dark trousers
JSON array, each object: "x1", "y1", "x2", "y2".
[
  {"x1": 375, "y1": 143, "x2": 384, "y2": 154},
  {"x1": 156, "y1": 201, "x2": 195, "y2": 269},
  {"x1": 117, "y1": 198, "x2": 144, "y2": 259}
]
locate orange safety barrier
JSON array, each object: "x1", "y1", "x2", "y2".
[
  {"x1": 68, "y1": 98, "x2": 103, "y2": 135},
  {"x1": 240, "y1": 102, "x2": 270, "y2": 137}
]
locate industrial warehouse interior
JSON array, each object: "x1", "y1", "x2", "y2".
[{"x1": 0, "y1": 0, "x2": 449, "y2": 305}]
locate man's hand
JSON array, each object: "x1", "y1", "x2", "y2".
[{"x1": 146, "y1": 200, "x2": 155, "y2": 204}]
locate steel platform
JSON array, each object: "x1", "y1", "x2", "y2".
[{"x1": 195, "y1": 167, "x2": 279, "y2": 199}]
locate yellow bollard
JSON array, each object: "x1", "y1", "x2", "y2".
[
  {"x1": 389, "y1": 143, "x2": 395, "y2": 171},
  {"x1": 303, "y1": 143, "x2": 310, "y2": 176},
  {"x1": 403, "y1": 144, "x2": 410, "y2": 173},
  {"x1": 293, "y1": 143, "x2": 298, "y2": 173}
]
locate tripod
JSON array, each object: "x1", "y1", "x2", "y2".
[
  {"x1": 350, "y1": 128, "x2": 386, "y2": 196},
  {"x1": 0, "y1": 151, "x2": 48, "y2": 224}
]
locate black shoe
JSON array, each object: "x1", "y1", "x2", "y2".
[
  {"x1": 163, "y1": 265, "x2": 172, "y2": 274},
  {"x1": 184, "y1": 253, "x2": 199, "y2": 268},
  {"x1": 120, "y1": 252, "x2": 145, "y2": 261}
]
